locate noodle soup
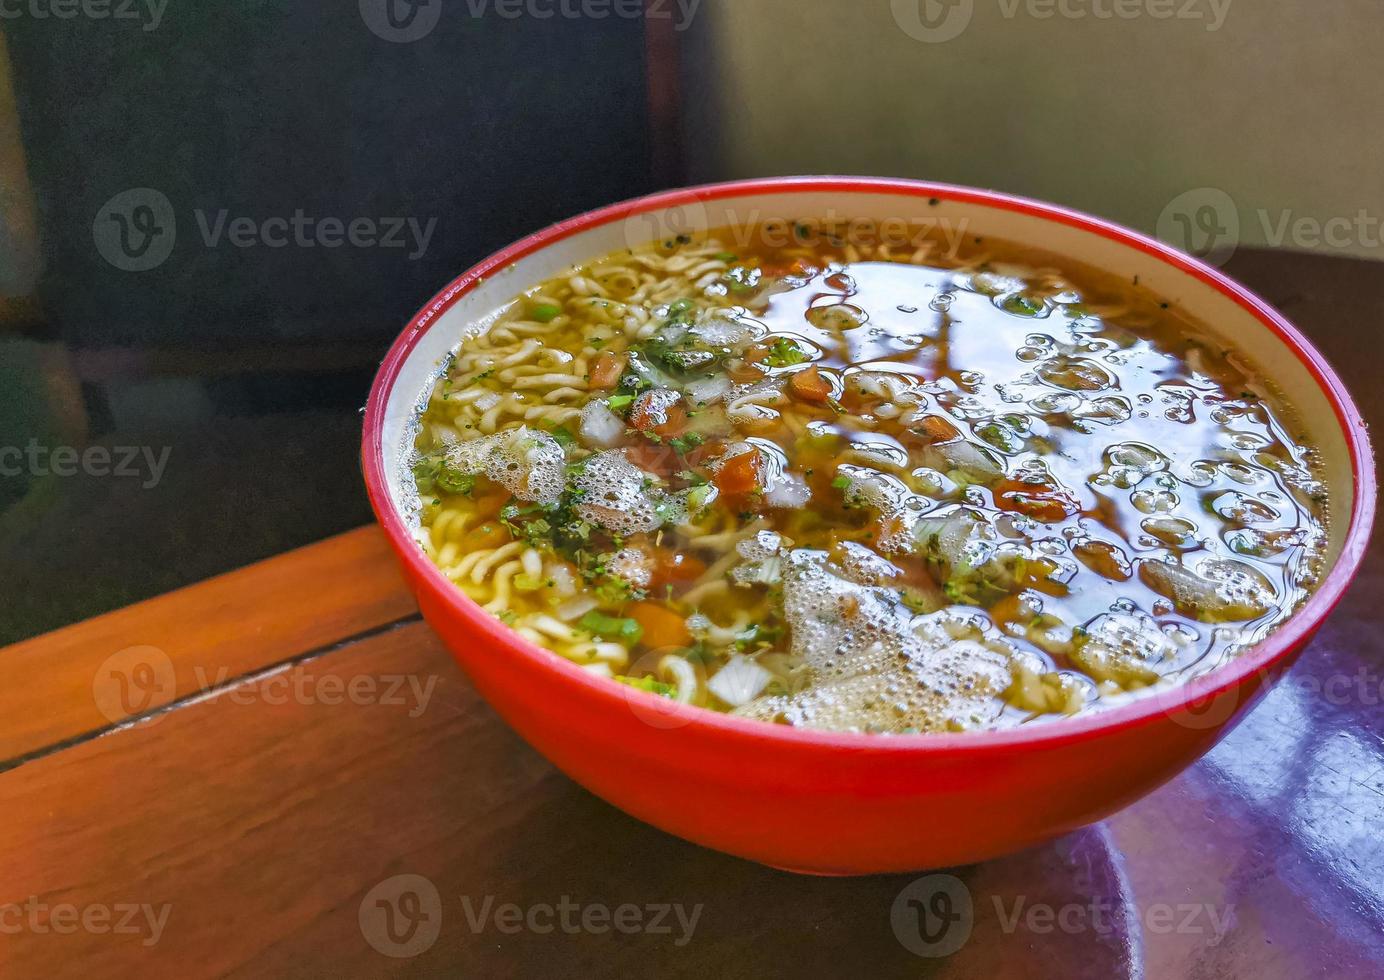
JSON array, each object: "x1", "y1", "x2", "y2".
[{"x1": 407, "y1": 220, "x2": 1329, "y2": 734}]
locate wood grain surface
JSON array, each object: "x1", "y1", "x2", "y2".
[{"x1": 0, "y1": 527, "x2": 418, "y2": 764}]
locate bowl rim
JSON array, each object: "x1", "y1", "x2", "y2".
[{"x1": 362, "y1": 175, "x2": 1376, "y2": 756}]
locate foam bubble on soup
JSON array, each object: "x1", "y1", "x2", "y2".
[{"x1": 408, "y1": 220, "x2": 1330, "y2": 734}]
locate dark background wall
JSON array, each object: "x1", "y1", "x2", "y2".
[
  {"x1": 6, "y1": 2, "x2": 656, "y2": 346},
  {"x1": 0, "y1": 4, "x2": 662, "y2": 642}
]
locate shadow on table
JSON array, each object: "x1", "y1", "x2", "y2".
[{"x1": 419, "y1": 777, "x2": 1140, "y2": 979}]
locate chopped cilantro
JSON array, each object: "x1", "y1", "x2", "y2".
[
  {"x1": 763, "y1": 337, "x2": 809, "y2": 368},
  {"x1": 412, "y1": 451, "x2": 476, "y2": 497},
  {"x1": 544, "y1": 424, "x2": 577, "y2": 448},
  {"x1": 668, "y1": 431, "x2": 704, "y2": 455},
  {"x1": 615, "y1": 674, "x2": 677, "y2": 698},
  {"x1": 1000, "y1": 293, "x2": 1045, "y2": 317},
  {"x1": 723, "y1": 265, "x2": 762, "y2": 294},
  {"x1": 578, "y1": 610, "x2": 644, "y2": 644}
]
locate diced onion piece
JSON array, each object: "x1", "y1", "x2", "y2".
[
  {"x1": 765, "y1": 471, "x2": 811, "y2": 508},
  {"x1": 580, "y1": 399, "x2": 626, "y2": 449},
  {"x1": 555, "y1": 595, "x2": 599, "y2": 622},
  {"x1": 707, "y1": 656, "x2": 773, "y2": 707},
  {"x1": 544, "y1": 562, "x2": 578, "y2": 598},
  {"x1": 685, "y1": 375, "x2": 731, "y2": 407}
]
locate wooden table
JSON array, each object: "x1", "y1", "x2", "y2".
[{"x1": 3, "y1": 249, "x2": 1381, "y2": 978}]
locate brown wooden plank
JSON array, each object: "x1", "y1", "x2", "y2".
[
  {"x1": 0, "y1": 621, "x2": 1149, "y2": 979},
  {"x1": 0, "y1": 526, "x2": 416, "y2": 763},
  {"x1": 5, "y1": 612, "x2": 1376, "y2": 978}
]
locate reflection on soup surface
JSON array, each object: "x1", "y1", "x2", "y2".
[{"x1": 409, "y1": 221, "x2": 1329, "y2": 734}]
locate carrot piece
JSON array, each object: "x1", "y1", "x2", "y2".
[
  {"x1": 651, "y1": 549, "x2": 708, "y2": 587},
  {"x1": 994, "y1": 479, "x2": 1080, "y2": 522},
  {"x1": 461, "y1": 521, "x2": 509, "y2": 550},
  {"x1": 628, "y1": 601, "x2": 693, "y2": 650},
  {"x1": 1072, "y1": 540, "x2": 1133, "y2": 581},
  {"x1": 788, "y1": 366, "x2": 832, "y2": 404},
  {"x1": 987, "y1": 594, "x2": 1025, "y2": 625},
  {"x1": 713, "y1": 449, "x2": 762, "y2": 496},
  {"x1": 742, "y1": 343, "x2": 771, "y2": 366},
  {"x1": 916, "y1": 415, "x2": 961, "y2": 444},
  {"x1": 589, "y1": 351, "x2": 627, "y2": 390}
]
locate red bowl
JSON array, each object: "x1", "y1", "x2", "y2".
[{"x1": 362, "y1": 177, "x2": 1375, "y2": 874}]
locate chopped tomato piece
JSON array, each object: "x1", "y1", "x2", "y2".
[
  {"x1": 589, "y1": 351, "x2": 627, "y2": 389},
  {"x1": 624, "y1": 443, "x2": 678, "y2": 477},
  {"x1": 713, "y1": 448, "x2": 762, "y2": 496},
  {"x1": 628, "y1": 601, "x2": 693, "y2": 650},
  {"x1": 994, "y1": 479, "x2": 1080, "y2": 522},
  {"x1": 758, "y1": 258, "x2": 816, "y2": 279},
  {"x1": 788, "y1": 366, "x2": 832, "y2": 404},
  {"x1": 629, "y1": 389, "x2": 688, "y2": 437}
]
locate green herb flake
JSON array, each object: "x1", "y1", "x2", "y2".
[
  {"x1": 615, "y1": 674, "x2": 677, "y2": 698},
  {"x1": 764, "y1": 337, "x2": 810, "y2": 368},
  {"x1": 668, "y1": 432, "x2": 704, "y2": 455},
  {"x1": 578, "y1": 610, "x2": 644, "y2": 644}
]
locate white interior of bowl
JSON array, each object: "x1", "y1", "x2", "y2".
[{"x1": 379, "y1": 189, "x2": 1355, "y2": 566}]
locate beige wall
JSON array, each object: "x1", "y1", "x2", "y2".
[{"x1": 682, "y1": 0, "x2": 1384, "y2": 260}]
